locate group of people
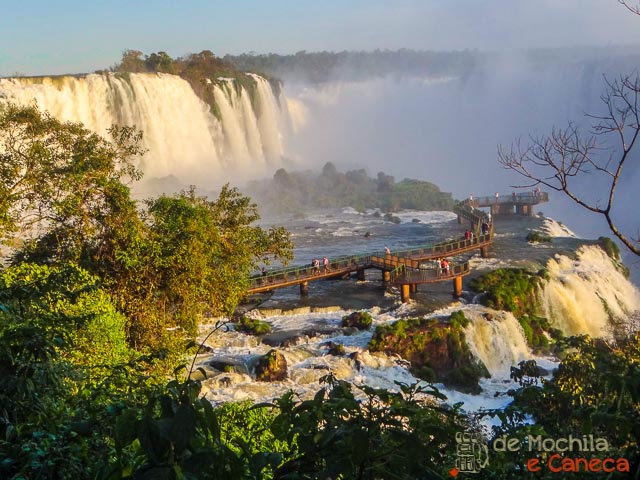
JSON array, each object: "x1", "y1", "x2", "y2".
[{"x1": 311, "y1": 256, "x2": 330, "y2": 274}]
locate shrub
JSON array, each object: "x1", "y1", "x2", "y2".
[
  {"x1": 526, "y1": 231, "x2": 552, "y2": 243},
  {"x1": 341, "y1": 311, "x2": 373, "y2": 330}
]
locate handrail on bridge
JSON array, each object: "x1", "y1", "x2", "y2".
[{"x1": 248, "y1": 199, "x2": 494, "y2": 292}]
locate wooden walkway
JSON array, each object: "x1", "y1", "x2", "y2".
[{"x1": 248, "y1": 199, "x2": 495, "y2": 302}]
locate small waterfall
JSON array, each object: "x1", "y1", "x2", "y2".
[
  {"x1": 541, "y1": 245, "x2": 640, "y2": 337},
  {"x1": 463, "y1": 309, "x2": 531, "y2": 378},
  {"x1": 0, "y1": 72, "x2": 292, "y2": 185}
]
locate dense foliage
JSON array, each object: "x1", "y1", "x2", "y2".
[
  {"x1": 249, "y1": 162, "x2": 454, "y2": 213},
  {"x1": 0, "y1": 103, "x2": 292, "y2": 352}
]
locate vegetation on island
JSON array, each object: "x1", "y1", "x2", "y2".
[
  {"x1": 469, "y1": 268, "x2": 564, "y2": 352},
  {"x1": 1, "y1": 102, "x2": 640, "y2": 478},
  {"x1": 469, "y1": 268, "x2": 547, "y2": 318},
  {"x1": 368, "y1": 312, "x2": 490, "y2": 393},
  {"x1": 526, "y1": 231, "x2": 552, "y2": 243},
  {"x1": 341, "y1": 310, "x2": 373, "y2": 330},
  {"x1": 234, "y1": 316, "x2": 272, "y2": 335},
  {"x1": 249, "y1": 162, "x2": 454, "y2": 213}
]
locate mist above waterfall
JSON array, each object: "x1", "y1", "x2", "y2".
[{"x1": 280, "y1": 48, "x2": 640, "y2": 246}]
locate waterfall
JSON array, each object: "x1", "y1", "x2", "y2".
[
  {"x1": 463, "y1": 309, "x2": 531, "y2": 378},
  {"x1": 0, "y1": 72, "x2": 292, "y2": 185},
  {"x1": 541, "y1": 245, "x2": 640, "y2": 337}
]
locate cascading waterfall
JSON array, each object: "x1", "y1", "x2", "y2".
[
  {"x1": 462, "y1": 309, "x2": 531, "y2": 378},
  {"x1": 541, "y1": 245, "x2": 640, "y2": 337},
  {"x1": 0, "y1": 72, "x2": 292, "y2": 185}
]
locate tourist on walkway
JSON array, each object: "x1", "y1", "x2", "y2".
[
  {"x1": 385, "y1": 245, "x2": 391, "y2": 255},
  {"x1": 441, "y1": 258, "x2": 450, "y2": 275},
  {"x1": 323, "y1": 256, "x2": 330, "y2": 273}
]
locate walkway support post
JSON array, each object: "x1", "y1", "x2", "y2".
[
  {"x1": 300, "y1": 281, "x2": 309, "y2": 296},
  {"x1": 410, "y1": 284, "x2": 417, "y2": 293},
  {"x1": 453, "y1": 276, "x2": 463, "y2": 298},
  {"x1": 401, "y1": 284, "x2": 411, "y2": 303},
  {"x1": 480, "y1": 245, "x2": 489, "y2": 258},
  {"x1": 356, "y1": 268, "x2": 365, "y2": 281},
  {"x1": 383, "y1": 270, "x2": 391, "y2": 283}
]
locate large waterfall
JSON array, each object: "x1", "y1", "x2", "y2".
[{"x1": 0, "y1": 72, "x2": 293, "y2": 185}]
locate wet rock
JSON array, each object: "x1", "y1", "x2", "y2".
[
  {"x1": 341, "y1": 311, "x2": 373, "y2": 330},
  {"x1": 255, "y1": 349, "x2": 288, "y2": 382},
  {"x1": 206, "y1": 357, "x2": 249, "y2": 375},
  {"x1": 483, "y1": 313, "x2": 494, "y2": 321},
  {"x1": 189, "y1": 365, "x2": 218, "y2": 381},
  {"x1": 323, "y1": 341, "x2": 346, "y2": 356},
  {"x1": 349, "y1": 351, "x2": 363, "y2": 371},
  {"x1": 195, "y1": 344, "x2": 214, "y2": 354},
  {"x1": 342, "y1": 326, "x2": 360, "y2": 336}
]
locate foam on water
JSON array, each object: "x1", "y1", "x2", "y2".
[{"x1": 542, "y1": 245, "x2": 640, "y2": 337}]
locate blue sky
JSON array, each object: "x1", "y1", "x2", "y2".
[{"x1": 1, "y1": 0, "x2": 639, "y2": 76}]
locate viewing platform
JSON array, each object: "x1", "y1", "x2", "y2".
[{"x1": 469, "y1": 191, "x2": 548, "y2": 217}]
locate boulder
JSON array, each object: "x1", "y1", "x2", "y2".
[
  {"x1": 341, "y1": 311, "x2": 373, "y2": 330},
  {"x1": 255, "y1": 349, "x2": 288, "y2": 382}
]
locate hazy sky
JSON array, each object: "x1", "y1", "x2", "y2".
[{"x1": 1, "y1": 0, "x2": 639, "y2": 76}]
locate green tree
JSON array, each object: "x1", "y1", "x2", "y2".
[
  {"x1": 0, "y1": 103, "x2": 143, "y2": 261},
  {"x1": 107, "y1": 186, "x2": 292, "y2": 349}
]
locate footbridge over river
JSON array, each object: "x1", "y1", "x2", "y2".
[{"x1": 248, "y1": 199, "x2": 497, "y2": 303}]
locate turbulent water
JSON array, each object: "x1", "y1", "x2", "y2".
[
  {"x1": 0, "y1": 73, "x2": 293, "y2": 185},
  {"x1": 192, "y1": 209, "x2": 640, "y2": 413}
]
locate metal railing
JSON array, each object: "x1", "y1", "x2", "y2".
[
  {"x1": 389, "y1": 260, "x2": 470, "y2": 284},
  {"x1": 471, "y1": 191, "x2": 548, "y2": 207}
]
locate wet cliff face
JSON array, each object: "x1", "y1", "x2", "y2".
[{"x1": 0, "y1": 73, "x2": 293, "y2": 188}]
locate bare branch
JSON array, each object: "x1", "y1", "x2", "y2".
[
  {"x1": 618, "y1": 0, "x2": 640, "y2": 15},
  {"x1": 499, "y1": 73, "x2": 640, "y2": 256}
]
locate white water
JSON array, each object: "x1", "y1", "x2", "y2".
[
  {"x1": 0, "y1": 72, "x2": 292, "y2": 186},
  {"x1": 539, "y1": 217, "x2": 578, "y2": 238},
  {"x1": 542, "y1": 245, "x2": 640, "y2": 337},
  {"x1": 462, "y1": 308, "x2": 531, "y2": 378}
]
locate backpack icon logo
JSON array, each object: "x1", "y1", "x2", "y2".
[{"x1": 453, "y1": 431, "x2": 489, "y2": 474}]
